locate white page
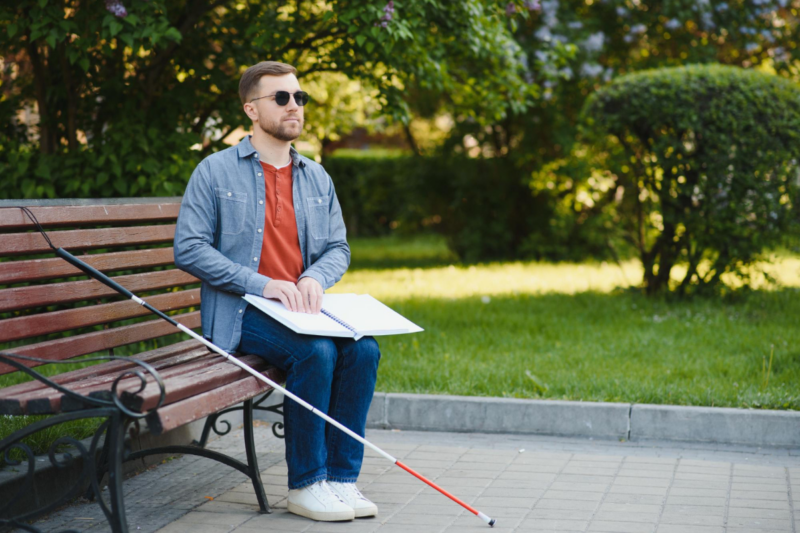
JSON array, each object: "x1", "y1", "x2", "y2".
[
  {"x1": 243, "y1": 294, "x2": 354, "y2": 337},
  {"x1": 321, "y1": 294, "x2": 424, "y2": 336}
]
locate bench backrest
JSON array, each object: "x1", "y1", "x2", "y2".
[{"x1": 0, "y1": 198, "x2": 200, "y2": 376}]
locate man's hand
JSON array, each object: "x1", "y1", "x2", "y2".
[
  {"x1": 297, "y1": 277, "x2": 323, "y2": 314},
  {"x1": 263, "y1": 280, "x2": 306, "y2": 313}
]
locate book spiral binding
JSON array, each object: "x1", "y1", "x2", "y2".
[{"x1": 321, "y1": 309, "x2": 357, "y2": 334}]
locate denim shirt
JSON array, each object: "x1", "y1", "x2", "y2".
[{"x1": 174, "y1": 135, "x2": 350, "y2": 352}]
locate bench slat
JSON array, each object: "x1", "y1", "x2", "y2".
[
  {"x1": 0, "y1": 339, "x2": 202, "y2": 401},
  {"x1": 0, "y1": 289, "x2": 201, "y2": 343},
  {"x1": 1, "y1": 347, "x2": 212, "y2": 415},
  {"x1": 0, "y1": 203, "x2": 180, "y2": 230},
  {"x1": 60, "y1": 354, "x2": 270, "y2": 414},
  {"x1": 0, "y1": 248, "x2": 176, "y2": 284},
  {"x1": 0, "y1": 311, "x2": 201, "y2": 375},
  {"x1": 0, "y1": 224, "x2": 176, "y2": 256},
  {"x1": 146, "y1": 367, "x2": 285, "y2": 436},
  {"x1": 0, "y1": 269, "x2": 198, "y2": 312}
]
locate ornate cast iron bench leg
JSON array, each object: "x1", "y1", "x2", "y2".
[{"x1": 194, "y1": 389, "x2": 285, "y2": 448}]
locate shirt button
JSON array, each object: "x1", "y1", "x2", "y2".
[
  {"x1": 227, "y1": 192, "x2": 232, "y2": 197},
  {"x1": 253, "y1": 257, "x2": 257, "y2": 262},
  {"x1": 259, "y1": 200, "x2": 264, "y2": 205},
  {"x1": 254, "y1": 153, "x2": 259, "y2": 158},
  {"x1": 318, "y1": 199, "x2": 322, "y2": 204},
  {"x1": 257, "y1": 229, "x2": 262, "y2": 233},
  {"x1": 239, "y1": 309, "x2": 243, "y2": 313},
  {"x1": 257, "y1": 173, "x2": 262, "y2": 176}
]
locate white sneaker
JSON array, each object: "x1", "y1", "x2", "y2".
[
  {"x1": 287, "y1": 480, "x2": 355, "y2": 521},
  {"x1": 328, "y1": 481, "x2": 378, "y2": 518}
]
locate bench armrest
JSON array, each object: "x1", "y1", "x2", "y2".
[{"x1": 0, "y1": 352, "x2": 165, "y2": 418}]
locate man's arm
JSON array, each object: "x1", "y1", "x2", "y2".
[
  {"x1": 174, "y1": 160, "x2": 271, "y2": 297},
  {"x1": 297, "y1": 172, "x2": 351, "y2": 291}
]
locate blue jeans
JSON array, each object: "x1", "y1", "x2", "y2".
[{"x1": 239, "y1": 305, "x2": 381, "y2": 489}]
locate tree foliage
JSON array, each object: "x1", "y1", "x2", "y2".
[
  {"x1": 0, "y1": 0, "x2": 535, "y2": 199},
  {"x1": 582, "y1": 64, "x2": 800, "y2": 294}
]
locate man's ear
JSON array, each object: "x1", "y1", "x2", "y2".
[{"x1": 243, "y1": 102, "x2": 258, "y2": 122}]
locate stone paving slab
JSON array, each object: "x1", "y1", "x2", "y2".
[{"x1": 31, "y1": 425, "x2": 800, "y2": 533}]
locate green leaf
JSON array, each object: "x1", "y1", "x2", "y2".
[
  {"x1": 7, "y1": 23, "x2": 17, "y2": 38},
  {"x1": 366, "y1": 41, "x2": 374, "y2": 53},
  {"x1": 38, "y1": 0, "x2": 48, "y2": 7},
  {"x1": 356, "y1": 34, "x2": 367, "y2": 47},
  {"x1": 165, "y1": 27, "x2": 183, "y2": 42},
  {"x1": 109, "y1": 20, "x2": 123, "y2": 37},
  {"x1": 113, "y1": 177, "x2": 127, "y2": 194},
  {"x1": 46, "y1": 32, "x2": 57, "y2": 49},
  {"x1": 79, "y1": 57, "x2": 90, "y2": 72}
]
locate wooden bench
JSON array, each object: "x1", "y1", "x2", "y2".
[{"x1": 0, "y1": 198, "x2": 286, "y2": 533}]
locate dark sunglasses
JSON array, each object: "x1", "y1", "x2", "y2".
[{"x1": 251, "y1": 91, "x2": 309, "y2": 106}]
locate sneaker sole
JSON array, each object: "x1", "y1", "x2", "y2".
[
  {"x1": 287, "y1": 501, "x2": 355, "y2": 522},
  {"x1": 354, "y1": 504, "x2": 379, "y2": 518}
]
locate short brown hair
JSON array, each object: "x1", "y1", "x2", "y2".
[{"x1": 239, "y1": 61, "x2": 297, "y2": 104}]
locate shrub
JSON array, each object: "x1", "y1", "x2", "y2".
[
  {"x1": 582, "y1": 64, "x2": 800, "y2": 294},
  {"x1": 327, "y1": 155, "x2": 544, "y2": 261}
]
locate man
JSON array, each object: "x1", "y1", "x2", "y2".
[{"x1": 174, "y1": 61, "x2": 381, "y2": 522}]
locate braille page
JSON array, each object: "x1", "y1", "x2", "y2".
[{"x1": 243, "y1": 294, "x2": 354, "y2": 337}]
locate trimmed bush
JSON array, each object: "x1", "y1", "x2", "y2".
[{"x1": 582, "y1": 64, "x2": 800, "y2": 294}]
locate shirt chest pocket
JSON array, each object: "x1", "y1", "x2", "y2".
[
  {"x1": 306, "y1": 195, "x2": 329, "y2": 240},
  {"x1": 215, "y1": 188, "x2": 248, "y2": 235}
]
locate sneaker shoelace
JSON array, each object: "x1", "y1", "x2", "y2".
[
  {"x1": 333, "y1": 482, "x2": 369, "y2": 502},
  {"x1": 317, "y1": 481, "x2": 347, "y2": 504}
]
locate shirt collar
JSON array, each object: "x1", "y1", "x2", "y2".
[{"x1": 236, "y1": 135, "x2": 305, "y2": 168}]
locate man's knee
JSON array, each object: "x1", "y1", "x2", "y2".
[
  {"x1": 297, "y1": 338, "x2": 338, "y2": 371},
  {"x1": 352, "y1": 337, "x2": 381, "y2": 367}
]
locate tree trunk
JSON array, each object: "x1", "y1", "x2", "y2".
[
  {"x1": 27, "y1": 41, "x2": 55, "y2": 155},
  {"x1": 59, "y1": 43, "x2": 78, "y2": 152}
]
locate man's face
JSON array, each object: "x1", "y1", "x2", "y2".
[{"x1": 247, "y1": 74, "x2": 304, "y2": 142}]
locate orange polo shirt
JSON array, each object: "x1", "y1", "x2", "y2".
[{"x1": 257, "y1": 160, "x2": 304, "y2": 282}]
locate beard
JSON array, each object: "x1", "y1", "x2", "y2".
[{"x1": 257, "y1": 114, "x2": 303, "y2": 142}]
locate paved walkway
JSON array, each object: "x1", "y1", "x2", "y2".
[{"x1": 34, "y1": 422, "x2": 800, "y2": 533}]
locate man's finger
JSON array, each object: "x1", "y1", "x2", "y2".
[
  {"x1": 298, "y1": 285, "x2": 312, "y2": 314},
  {"x1": 277, "y1": 293, "x2": 292, "y2": 312},
  {"x1": 314, "y1": 286, "x2": 323, "y2": 314},
  {"x1": 289, "y1": 285, "x2": 305, "y2": 313},
  {"x1": 307, "y1": 289, "x2": 319, "y2": 315}
]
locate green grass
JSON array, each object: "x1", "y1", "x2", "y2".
[{"x1": 333, "y1": 235, "x2": 800, "y2": 410}]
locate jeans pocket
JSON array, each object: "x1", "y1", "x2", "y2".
[
  {"x1": 215, "y1": 188, "x2": 247, "y2": 235},
  {"x1": 306, "y1": 195, "x2": 329, "y2": 240}
]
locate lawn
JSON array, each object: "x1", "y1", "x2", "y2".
[{"x1": 334, "y1": 235, "x2": 800, "y2": 410}]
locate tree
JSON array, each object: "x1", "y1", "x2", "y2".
[
  {"x1": 0, "y1": 0, "x2": 535, "y2": 198},
  {"x1": 582, "y1": 64, "x2": 800, "y2": 294}
]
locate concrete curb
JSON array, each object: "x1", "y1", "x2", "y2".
[
  {"x1": 631, "y1": 403, "x2": 800, "y2": 448},
  {"x1": 366, "y1": 392, "x2": 800, "y2": 448}
]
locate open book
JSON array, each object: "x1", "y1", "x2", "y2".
[{"x1": 242, "y1": 293, "x2": 424, "y2": 341}]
